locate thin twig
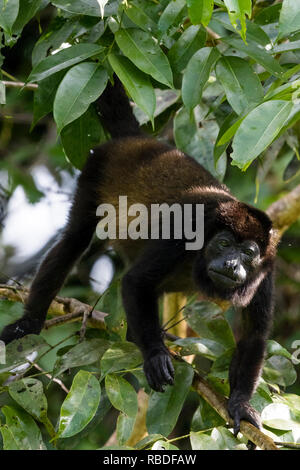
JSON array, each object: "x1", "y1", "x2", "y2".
[
  {"x1": 31, "y1": 361, "x2": 69, "y2": 394},
  {"x1": 162, "y1": 304, "x2": 186, "y2": 329},
  {"x1": 1, "y1": 80, "x2": 38, "y2": 90},
  {"x1": 274, "y1": 441, "x2": 300, "y2": 450}
]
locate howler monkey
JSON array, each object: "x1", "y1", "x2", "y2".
[{"x1": 0, "y1": 79, "x2": 276, "y2": 435}]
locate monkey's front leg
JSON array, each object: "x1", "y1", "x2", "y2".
[
  {"x1": 228, "y1": 335, "x2": 265, "y2": 436},
  {"x1": 121, "y1": 241, "x2": 186, "y2": 392},
  {"x1": 228, "y1": 272, "x2": 274, "y2": 436},
  {"x1": 122, "y1": 272, "x2": 174, "y2": 392}
]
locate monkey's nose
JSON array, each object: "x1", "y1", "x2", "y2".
[{"x1": 224, "y1": 259, "x2": 238, "y2": 272}]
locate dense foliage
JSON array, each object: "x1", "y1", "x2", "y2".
[{"x1": 0, "y1": 0, "x2": 300, "y2": 450}]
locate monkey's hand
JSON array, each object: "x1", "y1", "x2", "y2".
[
  {"x1": 228, "y1": 395, "x2": 261, "y2": 437},
  {"x1": 0, "y1": 317, "x2": 43, "y2": 344},
  {"x1": 143, "y1": 346, "x2": 174, "y2": 392}
]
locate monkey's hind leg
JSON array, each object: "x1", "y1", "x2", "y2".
[{"x1": 0, "y1": 153, "x2": 105, "y2": 344}]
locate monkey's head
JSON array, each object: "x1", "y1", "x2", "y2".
[
  {"x1": 193, "y1": 199, "x2": 276, "y2": 305},
  {"x1": 205, "y1": 230, "x2": 261, "y2": 290}
]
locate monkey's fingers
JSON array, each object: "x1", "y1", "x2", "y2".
[
  {"x1": 143, "y1": 352, "x2": 174, "y2": 392},
  {"x1": 158, "y1": 355, "x2": 174, "y2": 385}
]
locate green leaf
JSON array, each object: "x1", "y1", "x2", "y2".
[
  {"x1": 255, "y1": 4, "x2": 281, "y2": 26},
  {"x1": 0, "y1": 405, "x2": 46, "y2": 450},
  {"x1": 100, "y1": 341, "x2": 143, "y2": 376},
  {"x1": 211, "y1": 348, "x2": 234, "y2": 373},
  {"x1": 32, "y1": 17, "x2": 79, "y2": 67},
  {"x1": 214, "y1": 11, "x2": 270, "y2": 45},
  {"x1": 0, "y1": 0, "x2": 19, "y2": 35},
  {"x1": 105, "y1": 374, "x2": 138, "y2": 418},
  {"x1": 108, "y1": 54, "x2": 156, "y2": 123},
  {"x1": 98, "y1": 279, "x2": 126, "y2": 333},
  {"x1": 266, "y1": 340, "x2": 292, "y2": 360},
  {"x1": 158, "y1": 0, "x2": 186, "y2": 33},
  {"x1": 124, "y1": 1, "x2": 157, "y2": 33},
  {"x1": 279, "y1": 0, "x2": 300, "y2": 39},
  {"x1": 151, "y1": 440, "x2": 179, "y2": 450},
  {"x1": 283, "y1": 153, "x2": 300, "y2": 181},
  {"x1": 32, "y1": 71, "x2": 65, "y2": 129},
  {"x1": 61, "y1": 105, "x2": 105, "y2": 170},
  {"x1": 186, "y1": 301, "x2": 235, "y2": 349},
  {"x1": 214, "y1": 111, "x2": 238, "y2": 162},
  {"x1": 0, "y1": 334, "x2": 49, "y2": 374},
  {"x1": 191, "y1": 427, "x2": 246, "y2": 450},
  {"x1": 57, "y1": 370, "x2": 101, "y2": 438},
  {"x1": 221, "y1": 36, "x2": 283, "y2": 78},
  {"x1": 224, "y1": 0, "x2": 252, "y2": 41},
  {"x1": 191, "y1": 396, "x2": 225, "y2": 431},
  {"x1": 53, "y1": 62, "x2": 108, "y2": 132},
  {"x1": 116, "y1": 412, "x2": 135, "y2": 445},
  {"x1": 146, "y1": 362, "x2": 194, "y2": 436},
  {"x1": 250, "y1": 384, "x2": 272, "y2": 414},
  {"x1": 134, "y1": 434, "x2": 165, "y2": 449},
  {"x1": 187, "y1": 0, "x2": 214, "y2": 27},
  {"x1": 28, "y1": 43, "x2": 104, "y2": 82},
  {"x1": 190, "y1": 431, "x2": 220, "y2": 450},
  {"x1": 175, "y1": 337, "x2": 225, "y2": 360},
  {"x1": 53, "y1": 338, "x2": 111, "y2": 376},
  {"x1": 263, "y1": 356, "x2": 297, "y2": 387},
  {"x1": 8, "y1": 378, "x2": 48, "y2": 422},
  {"x1": 114, "y1": 29, "x2": 173, "y2": 87},
  {"x1": 215, "y1": 56, "x2": 263, "y2": 115},
  {"x1": 12, "y1": 0, "x2": 41, "y2": 35},
  {"x1": 231, "y1": 100, "x2": 293, "y2": 170},
  {"x1": 52, "y1": 0, "x2": 102, "y2": 16},
  {"x1": 174, "y1": 107, "x2": 227, "y2": 180},
  {"x1": 217, "y1": 115, "x2": 244, "y2": 146},
  {"x1": 182, "y1": 47, "x2": 220, "y2": 109},
  {"x1": 276, "y1": 394, "x2": 300, "y2": 422},
  {"x1": 262, "y1": 403, "x2": 300, "y2": 432},
  {"x1": 0, "y1": 300, "x2": 23, "y2": 333},
  {"x1": 272, "y1": 40, "x2": 300, "y2": 54},
  {"x1": 168, "y1": 25, "x2": 206, "y2": 73}
]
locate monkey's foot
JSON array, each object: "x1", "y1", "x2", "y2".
[
  {"x1": 143, "y1": 348, "x2": 175, "y2": 392},
  {"x1": 0, "y1": 317, "x2": 43, "y2": 344},
  {"x1": 228, "y1": 397, "x2": 261, "y2": 437}
]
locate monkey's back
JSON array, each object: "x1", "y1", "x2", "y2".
[{"x1": 94, "y1": 137, "x2": 229, "y2": 208}]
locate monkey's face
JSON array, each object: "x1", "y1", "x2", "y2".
[{"x1": 205, "y1": 230, "x2": 261, "y2": 290}]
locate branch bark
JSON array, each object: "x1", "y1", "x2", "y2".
[
  {"x1": 267, "y1": 183, "x2": 300, "y2": 243},
  {"x1": 0, "y1": 284, "x2": 107, "y2": 330},
  {"x1": 1, "y1": 80, "x2": 38, "y2": 90}
]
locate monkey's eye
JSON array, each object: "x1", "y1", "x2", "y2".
[
  {"x1": 243, "y1": 248, "x2": 255, "y2": 257},
  {"x1": 219, "y1": 239, "x2": 230, "y2": 248}
]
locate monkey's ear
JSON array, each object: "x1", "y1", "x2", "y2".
[{"x1": 246, "y1": 205, "x2": 272, "y2": 234}]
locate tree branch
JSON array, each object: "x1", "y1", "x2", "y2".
[
  {"x1": 267, "y1": 184, "x2": 300, "y2": 243},
  {"x1": 0, "y1": 284, "x2": 107, "y2": 330}
]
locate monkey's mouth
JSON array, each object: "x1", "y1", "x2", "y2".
[{"x1": 208, "y1": 268, "x2": 243, "y2": 288}]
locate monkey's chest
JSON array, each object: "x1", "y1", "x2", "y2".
[{"x1": 158, "y1": 259, "x2": 196, "y2": 294}]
